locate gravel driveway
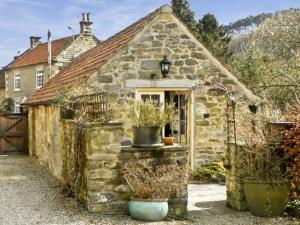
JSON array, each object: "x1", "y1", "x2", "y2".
[{"x1": 0, "y1": 155, "x2": 299, "y2": 225}]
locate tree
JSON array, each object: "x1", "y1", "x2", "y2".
[
  {"x1": 171, "y1": 0, "x2": 196, "y2": 32},
  {"x1": 229, "y1": 8, "x2": 300, "y2": 110},
  {"x1": 196, "y1": 14, "x2": 232, "y2": 62}
]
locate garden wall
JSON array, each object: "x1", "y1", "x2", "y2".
[
  {"x1": 28, "y1": 110, "x2": 189, "y2": 217},
  {"x1": 226, "y1": 143, "x2": 248, "y2": 211}
]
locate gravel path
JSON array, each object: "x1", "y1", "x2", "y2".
[{"x1": 0, "y1": 155, "x2": 299, "y2": 225}]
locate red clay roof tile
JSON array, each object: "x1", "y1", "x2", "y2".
[{"x1": 6, "y1": 36, "x2": 75, "y2": 69}]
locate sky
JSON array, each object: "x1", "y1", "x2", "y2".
[{"x1": 0, "y1": 0, "x2": 300, "y2": 67}]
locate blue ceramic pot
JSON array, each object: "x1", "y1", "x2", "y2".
[{"x1": 128, "y1": 198, "x2": 168, "y2": 222}]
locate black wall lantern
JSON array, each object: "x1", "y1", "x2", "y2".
[{"x1": 160, "y1": 55, "x2": 171, "y2": 78}]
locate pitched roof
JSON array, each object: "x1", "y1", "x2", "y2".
[
  {"x1": 0, "y1": 70, "x2": 5, "y2": 88},
  {"x1": 5, "y1": 36, "x2": 76, "y2": 69},
  {"x1": 26, "y1": 5, "x2": 259, "y2": 105},
  {"x1": 26, "y1": 6, "x2": 161, "y2": 105}
]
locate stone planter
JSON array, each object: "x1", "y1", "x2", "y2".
[
  {"x1": 128, "y1": 198, "x2": 168, "y2": 222},
  {"x1": 244, "y1": 180, "x2": 289, "y2": 217},
  {"x1": 132, "y1": 126, "x2": 163, "y2": 148}
]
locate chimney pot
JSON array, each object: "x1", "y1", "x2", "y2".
[
  {"x1": 30, "y1": 36, "x2": 42, "y2": 48},
  {"x1": 80, "y1": 13, "x2": 93, "y2": 35}
]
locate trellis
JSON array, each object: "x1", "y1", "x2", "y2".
[{"x1": 61, "y1": 92, "x2": 114, "y2": 123}]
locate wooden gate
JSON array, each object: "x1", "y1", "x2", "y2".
[{"x1": 0, "y1": 112, "x2": 28, "y2": 154}]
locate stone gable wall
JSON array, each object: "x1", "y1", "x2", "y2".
[
  {"x1": 85, "y1": 10, "x2": 256, "y2": 167},
  {"x1": 5, "y1": 35, "x2": 98, "y2": 111},
  {"x1": 55, "y1": 35, "x2": 98, "y2": 66}
]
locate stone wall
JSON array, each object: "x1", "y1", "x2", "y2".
[
  {"x1": 226, "y1": 143, "x2": 248, "y2": 211},
  {"x1": 83, "y1": 7, "x2": 258, "y2": 167},
  {"x1": 28, "y1": 110, "x2": 189, "y2": 217},
  {"x1": 83, "y1": 123, "x2": 188, "y2": 217},
  {"x1": 28, "y1": 105, "x2": 63, "y2": 178}
]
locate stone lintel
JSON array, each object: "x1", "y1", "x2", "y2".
[{"x1": 126, "y1": 79, "x2": 195, "y2": 89}]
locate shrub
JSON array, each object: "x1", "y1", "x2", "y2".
[
  {"x1": 240, "y1": 118, "x2": 288, "y2": 184},
  {"x1": 123, "y1": 159, "x2": 187, "y2": 199},
  {"x1": 287, "y1": 199, "x2": 300, "y2": 218},
  {"x1": 191, "y1": 162, "x2": 226, "y2": 183},
  {"x1": 283, "y1": 105, "x2": 300, "y2": 199}
]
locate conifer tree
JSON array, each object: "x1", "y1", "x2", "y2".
[
  {"x1": 171, "y1": 0, "x2": 196, "y2": 32},
  {"x1": 196, "y1": 13, "x2": 232, "y2": 61}
]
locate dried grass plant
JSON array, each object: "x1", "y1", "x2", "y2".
[
  {"x1": 238, "y1": 110, "x2": 288, "y2": 184},
  {"x1": 283, "y1": 105, "x2": 300, "y2": 198},
  {"x1": 123, "y1": 159, "x2": 187, "y2": 199}
]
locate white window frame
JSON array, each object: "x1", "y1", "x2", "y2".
[
  {"x1": 14, "y1": 73, "x2": 21, "y2": 91},
  {"x1": 15, "y1": 101, "x2": 20, "y2": 113},
  {"x1": 136, "y1": 89, "x2": 165, "y2": 137},
  {"x1": 36, "y1": 69, "x2": 44, "y2": 89}
]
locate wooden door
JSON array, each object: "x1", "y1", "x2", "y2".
[{"x1": 0, "y1": 112, "x2": 28, "y2": 154}]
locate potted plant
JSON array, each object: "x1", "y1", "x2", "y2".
[
  {"x1": 128, "y1": 100, "x2": 174, "y2": 148},
  {"x1": 123, "y1": 160, "x2": 187, "y2": 222},
  {"x1": 240, "y1": 121, "x2": 290, "y2": 217}
]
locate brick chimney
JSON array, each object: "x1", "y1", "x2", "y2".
[
  {"x1": 80, "y1": 13, "x2": 93, "y2": 35},
  {"x1": 30, "y1": 36, "x2": 42, "y2": 48}
]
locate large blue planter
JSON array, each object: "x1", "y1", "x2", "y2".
[{"x1": 128, "y1": 198, "x2": 168, "y2": 222}]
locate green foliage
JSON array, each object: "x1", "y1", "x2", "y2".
[
  {"x1": 128, "y1": 100, "x2": 174, "y2": 128},
  {"x1": 196, "y1": 13, "x2": 232, "y2": 61},
  {"x1": 171, "y1": 1, "x2": 231, "y2": 63},
  {"x1": 229, "y1": 8, "x2": 300, "y2": 111},
  {"x1": 171, "y1": 0, "x2": 196, "y2": 32},
  {"x1": 191, "y1": 162, "x2": 226, "y2": 183},
  {"x1": 0, "y1": 98, "x2": 13, "y2": 112},
  {"x1": 287, "y1": 200, "x2": 300, "y2": 218}
]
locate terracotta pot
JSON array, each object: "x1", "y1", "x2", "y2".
[{"x1": 163, "y1": 137, "x2": 175, "y2": 146}]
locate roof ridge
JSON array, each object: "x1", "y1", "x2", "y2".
[
  {"x1": 49, "y1": 5, "x2": 163, "y2": 79},
  {"x1": 26, "y1": 6, "x2": 163, "y2": 105}
]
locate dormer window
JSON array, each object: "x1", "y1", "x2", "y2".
[
  {"x1": 14, "y1": 73, "x2": 21, "y2": 91},
  {"x1": 36, "y1": 69, "x2": 44, "y2": 89}
]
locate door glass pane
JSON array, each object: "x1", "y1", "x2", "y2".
[
  {"x1": 141, "y1": 94, "x2": 150, "y2": 102},
  {"x1": 151, "y1": 95, "x2": 160, "y2": 105}
]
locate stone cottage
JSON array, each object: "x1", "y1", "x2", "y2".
[
  {"x1": 3, "y1": 13, "x2": 99, "y2": 112},
  {"x1": 25, "y1": 5, "x2": 260, "y2": 173}
]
